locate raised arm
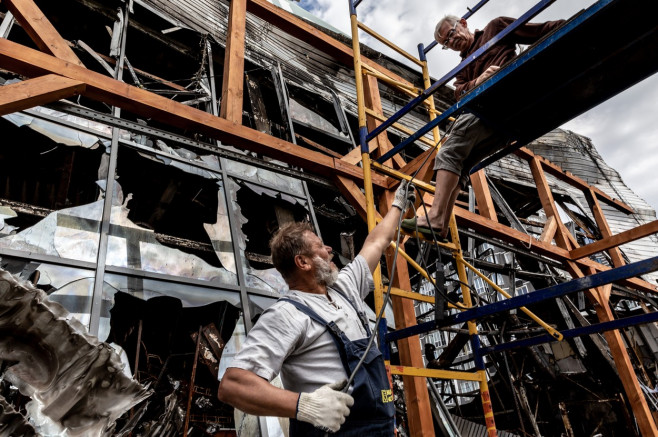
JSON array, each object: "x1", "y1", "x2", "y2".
[{"x1": 358, "y1": 181, "x2": 415, "y2": 272}]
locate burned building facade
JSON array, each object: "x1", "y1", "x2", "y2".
[{"x1": 0, "y1": 0, "x2": 658, "y2": 435}]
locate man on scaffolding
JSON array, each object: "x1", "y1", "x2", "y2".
[
  {"x1": 402, "y1": 15, "x2": 564, "y2": 241},
  {"x1": 218, "y1": 181, "x2": 415, "y2": 436}
]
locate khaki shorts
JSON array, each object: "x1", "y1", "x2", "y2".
[{"x1": 434, "y1": 113, "x2": 507, "y2": 188}]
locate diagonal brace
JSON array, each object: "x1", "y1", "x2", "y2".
[{"x1": 386, "y1": 255, "x2": 658, "y2": 343}]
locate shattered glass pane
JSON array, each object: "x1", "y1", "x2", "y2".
[
  {"x1": 99, "y1": 272, "x2": 245, "y2": 342},
  {"x1": 0, "y1": 117, "x2": 104, "y2": 263},
  {"x1": 108, "y1": 146, "x2": 237, "y2": 284}
]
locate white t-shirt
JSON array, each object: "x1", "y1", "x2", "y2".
[{"x1": 229, "y1": 255, "x2": 374, "y2": 393}]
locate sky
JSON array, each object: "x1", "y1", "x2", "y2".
[{"x1": 296, "y1": 0, "x2": 658, "y2": 212}]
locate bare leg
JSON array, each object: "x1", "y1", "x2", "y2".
[{"x1": 416, "y1": 170, "x2": 461, "y2": 238}]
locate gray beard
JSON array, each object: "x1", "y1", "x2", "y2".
[{"x1": 313, "y1": 256, "x2": 338, "y2": 287}]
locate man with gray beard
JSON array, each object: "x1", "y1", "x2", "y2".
[{"x1": 219, "y1": 181, "x2": 415, "y2": 436}]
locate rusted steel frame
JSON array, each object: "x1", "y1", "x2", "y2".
[{"x1": 0, "y1": 38, "x2": 386, "y2": 186}]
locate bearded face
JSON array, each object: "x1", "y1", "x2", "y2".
[{"x1": 312, "y1": 255, "x2": 338, "y2": 287}]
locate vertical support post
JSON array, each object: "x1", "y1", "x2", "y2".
[
  {"x1": 208, "y1": 40, "x2": 269, "y2": 437},
  {"x1": 133, "y1": 319, "x2": 143, "y2": 380},
  {"x1": 220, "y1": 0, "x2": 247, "y2": 123},
  {"x1": 89, "y1": 1, "x2": 132, "y2": 335},
  {"x1": 362, "y1": 75, "x2": 402, "y2": 169}
]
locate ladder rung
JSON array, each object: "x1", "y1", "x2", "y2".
[
  {"x1": 356, "y1": 21, "x2": 424, "y2": 67},
  {"x1": 361, "y1": 64, "x2": 425, "y2": 99},
  {"x1": 389, "y1": 365, "x2": 483, "y2": 381}
]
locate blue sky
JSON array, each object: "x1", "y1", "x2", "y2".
[{"x1": 294, "y1": 0, "x2": 658, "y2": 213}]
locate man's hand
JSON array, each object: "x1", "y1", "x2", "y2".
[
  {"x1": 296, "y1": 380, "x2": 354, "y2": 432},
  {"x1": 475, "y1": 65, "x2": 500, "y2": 86},
  {"x1": 392, "y1": 179, "x2": 416, "y2": 213}
]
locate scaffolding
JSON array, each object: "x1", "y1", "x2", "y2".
[
  {"x1": 1, "y1": 0, "x2": 658, "y2": 435},
  {"x1": 347, "y1": 0, "x2": 658, "y2": 435}
]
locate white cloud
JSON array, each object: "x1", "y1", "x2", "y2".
[{"x1": 299, "y1": 0, "x2": 658, "y2": 210}]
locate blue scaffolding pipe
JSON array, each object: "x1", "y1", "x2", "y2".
[
  {"x1": 366, "y1": 0, "x2": 557, "y2": 146},
  {"x1": 479, "y1": 310, "x2": 658, "y2": 355},
  {"x1": 376, "y1": 0, "x2": 612, "y2": 164},
  {"x1": 385, "y1": 255, "x2": 658, "y2": 343},
  {"x1": 463, "y1": 0, "x2": 494, "y2": 20}
]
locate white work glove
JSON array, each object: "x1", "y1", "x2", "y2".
[
  {"x1": 296, "y1": 380, "x2": 354, "y2": 433},
  {"x1": 392, "y1": 179, "x2": 416, "y2": 213}
]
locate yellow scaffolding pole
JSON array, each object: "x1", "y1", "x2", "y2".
[{"x1": 347, "y1": 4, "x2": 508, "y2": 435}]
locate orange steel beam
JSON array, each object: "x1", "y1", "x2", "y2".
[
  {"x1": 529, "y1": 159, "x2": 658, "y2": 434},
  {"x1": 530, "y1": 156, "x2": 573, "y2": 249},
  {"x1": 220, "y1": 0, "x2": 247, "y2": 122},
  {"x1": 515, "y1": 147, "x2": 634, "y2": 214},
  {"x1": 470, "y1": 170, "x2": 498, "y2": 222},
  {"x1": 571, "y1": 219, "x2": 658, "y2": 261},
  {"x1": 440, "y1": 199, "x2": 658, "y2": 294},
  {"x1": 4, "y1": 0, "x2": 84, "y2": 67},
  {"x1": 0, "y1": 74, "x2": 85, "y2": 115},
  {"x1": 0, "y1": 38, "x2": 386, "y2": 187},
  {"x1": 587, "y1": 187, "x2": 626, "y2": 267}
]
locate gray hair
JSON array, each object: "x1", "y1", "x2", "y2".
[{"x1": 435, "y1": 15, "x2": 460, "y2": 42}]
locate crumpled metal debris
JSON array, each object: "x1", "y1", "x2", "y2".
[
  {"x1": 0, "y1": 395, "x2": 38, "y2": 436},
  {"x1": 0, "y1": 269, "x2": 152, "y2": 436}
]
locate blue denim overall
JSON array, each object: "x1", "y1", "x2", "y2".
[{"x1": 281, "y1": 289, "x2": 395, "y2": 436}]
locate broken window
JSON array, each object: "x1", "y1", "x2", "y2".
[
  {"x1": 0, "y1": 107, "x2": 105, "y2": 263},
  {"x1": 109, "y1": 144, "x2": 238, "y2": 284}
]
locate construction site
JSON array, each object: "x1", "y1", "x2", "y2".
[{"x1": 0, "y1": 0, "x2": 657, "y2": 435}]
